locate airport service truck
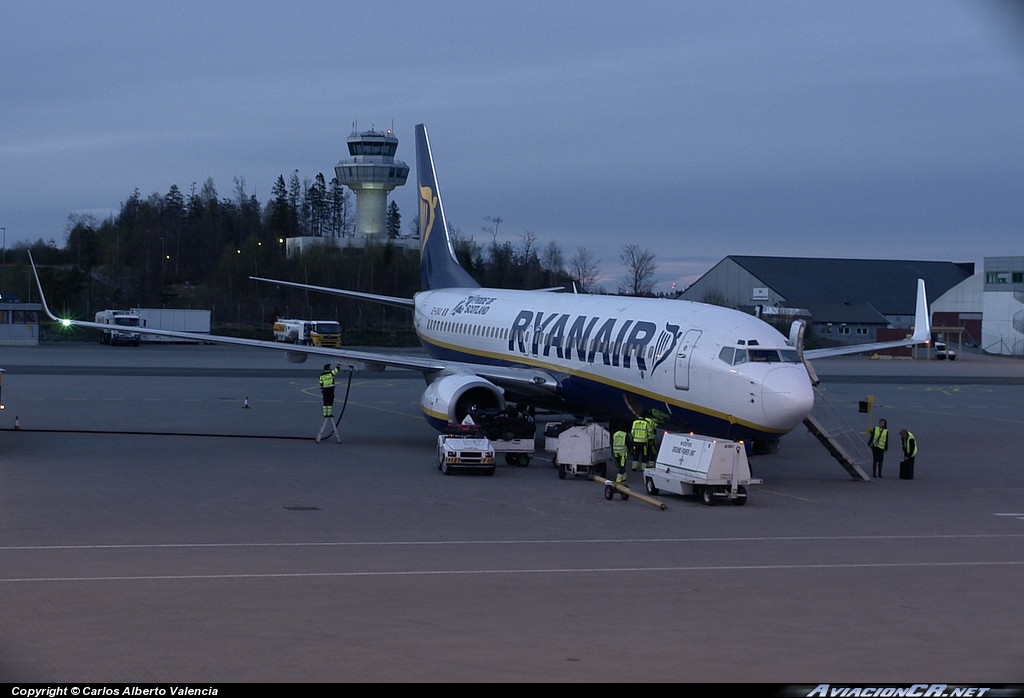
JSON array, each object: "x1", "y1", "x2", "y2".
[
  {"x1": 95, "y1": 309, "x2": 142, "y2": 346},
  {"x1": 643, "y1": 432, "x2": 762, "y2": 505},
  {"x1": 272, "y1": 319, "x2": 342, "y2": 348}
]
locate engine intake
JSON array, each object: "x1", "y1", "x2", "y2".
[{"x1": 420, "y1": 374, "x2": 505, "y2": 431}]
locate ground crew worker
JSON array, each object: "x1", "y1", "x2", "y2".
[
  {"x1": 899, "y1": 428, "x2": 917, "y2": 479},
  {"x1": 631, "y1": 414, "x2": 650, "y2": 471},
  {"x1": 868, "y1": 418, "x2": 889, "y2": 478},
  {"x1": 644, "y1": 414, "x2": 658, "y2": 468},
  {"x1": 612, "y1": 426, "x2": 629, "y2": 483},
  {"x1": 319, "y1": 363, "x2": 340, "y2": 417}
]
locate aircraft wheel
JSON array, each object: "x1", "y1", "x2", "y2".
[
  {"x1": 645, "y1": 477, "x2": 659, "y2": 496},
  {"x1": 701, "y1": 486, "x2": 716, "y2": 506},
  {"x1": 732, "y1": 485, "x2": 748, "y2": 506}
]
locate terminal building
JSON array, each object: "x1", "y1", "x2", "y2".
[
  {"x1": 976, "y1": 256, "x2": 1024, "y2": 356},
  {"x1": 0, "y1": 301, "x2": 42, "y2": 345}
]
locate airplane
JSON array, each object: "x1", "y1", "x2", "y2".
[{"x1": 29, "y1": 123, "x2": 931, "y2": 451}]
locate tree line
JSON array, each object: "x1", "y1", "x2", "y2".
[{"x1": 5, "y1": 173, "x2": 661, "y2": 342}]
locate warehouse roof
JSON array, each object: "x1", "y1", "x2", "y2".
[{"x1": 725, "y1": 256, "x2": 973, "y2": 315}]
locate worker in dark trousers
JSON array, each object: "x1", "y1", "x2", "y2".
[
  {"x1": 644, "y1": 414, "x2": 659, "y2": 469},
  {"x1": 630, "y1": 414, "x2": 650, "y2": 472},
  {"x1": 612, "y1": 425, "x2": 629, "y2": 484},
  {"x1": 899, "y1": 428, "x2": 917, "y2": 479},
  {"x1": 316, "y1": 363, "x2": 342, "y2": 444},
  {"x1": 320, "y1": 363, "x2": 340, "y2": 418},
  {"x1": 868, "y1": 418, "x2": 889, "y2": 478}
]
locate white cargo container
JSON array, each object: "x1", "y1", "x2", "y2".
[
  {"x1": 643, "y1": 432, "x2": 761, "y2": 505},
  {"x1": 552, "y1": 423, "x2": 611, "y2": 479},
  {"x1": 132, "y1": 308, "x2": 211, "y2": 343}
]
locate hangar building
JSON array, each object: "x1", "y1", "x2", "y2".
[{"x1": 680, "y1": 256, "x2": 975, "y2": 347}]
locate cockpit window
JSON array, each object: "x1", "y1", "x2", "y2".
[
  {"x1": 722, "y1": 346, "x2": 800, "y2": 365},
  {"x1": 749, "y1": 348, "x2": 800, "y2": 363}
]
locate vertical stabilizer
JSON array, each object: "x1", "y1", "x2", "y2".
[
  {"x1": 416, "y1": 124, "x2": 480, "y2": 290},
  {"x1": 911, "y1": 278, "x2": 931, "y2": 343}
]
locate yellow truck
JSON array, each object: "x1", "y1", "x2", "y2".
[{"x1": 272, "y1": 319, "x2": 342, "y2": 348}]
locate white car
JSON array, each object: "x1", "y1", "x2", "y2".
[{"x1": 934, "y1": 342, "x2": 957, "y2": 360}]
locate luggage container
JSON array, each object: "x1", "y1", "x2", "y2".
[
  {"x1": 643, "y1": 432, "x2": 761, "y2": 505},
  {"x1": 899, "y1": 459, "x2": 915, "y2": 480},
  {"x1": 551, "y1": 423, "x2": 611, "y2": 479}
]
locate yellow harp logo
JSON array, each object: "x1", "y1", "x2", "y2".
[{"x1": 419, "y1": 185, "x2": 437, "y2": 253}]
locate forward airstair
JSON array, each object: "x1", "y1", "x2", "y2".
[{"x1": 803, "y1": 385, "x2": 871, "y2": 481}]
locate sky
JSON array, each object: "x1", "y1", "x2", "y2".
[{"x1": 2, "y1": 0, "x2": 1023, "y2": 292}]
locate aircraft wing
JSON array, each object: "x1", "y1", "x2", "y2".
[
  {"x1": 250, "y1": 276, "x2": 414, "y2": 309},
  {"x1": 30, "y1": 255, "x2": 559, "y2": 394},
  {"x1": 251, "y1": 275, "x2": 564, "y2": 300},
  {"x1": 802, "y1": 278, "x2": 931, "y2": 360}
]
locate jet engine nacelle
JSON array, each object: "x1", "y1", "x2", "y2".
[{"x1": 420, "y1": 373, "x2": 505, "y2": 431}]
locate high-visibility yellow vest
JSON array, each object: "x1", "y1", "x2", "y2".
[
  {"x1": 631, "y1": 418, "x2": 649, "y2": 443},
  {"x1": 320, "y1": 368, "x2": 338, "y2": 389},
  {"x1": 903, "y1": 431, "x2": 917, "y2": 458},
  {"x1": 613, "y1": 430, "x2": 628, "y2": 454},
  {"x1": 870, "y1": 426, "x2": 888, "y2": 450}
]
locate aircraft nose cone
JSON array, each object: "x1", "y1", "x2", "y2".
[{"x1": 761, "y1": 366, "x2": 815, "y2": 430}]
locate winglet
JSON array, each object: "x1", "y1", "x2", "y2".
[
  {"x1": 27, "y1": 251, "x2": 63, "y2": 323},
  {"x1": 910, "y1": 278, "x2": 930, "y2": 343}
]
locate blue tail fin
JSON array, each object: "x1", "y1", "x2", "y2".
[{"x1": 416, "y1": 124, "x2": 480, "y2": 291}]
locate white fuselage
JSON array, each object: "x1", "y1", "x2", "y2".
[{"x1": 413, "y1": 287, "x2": 815, "y2": 441}]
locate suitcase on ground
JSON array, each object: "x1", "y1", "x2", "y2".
[{"x1": 899, "y1": 459, "x2": 914, "y2": 480}]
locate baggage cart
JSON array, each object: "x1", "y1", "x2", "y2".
[
  {"x1": 491, "y1": 437, "x2": 535, "y2": 467},
  {"x1": 552, "y1": 423, "x2": 611, "y2": 479}
]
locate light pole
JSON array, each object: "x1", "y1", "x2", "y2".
[{"x1": 1, "y1": 226, "x2": 5, "y2": 295}]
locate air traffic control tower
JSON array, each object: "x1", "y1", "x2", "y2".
[{"x1": 334, "y1": 127, "x2": 409, "y2": 236}]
